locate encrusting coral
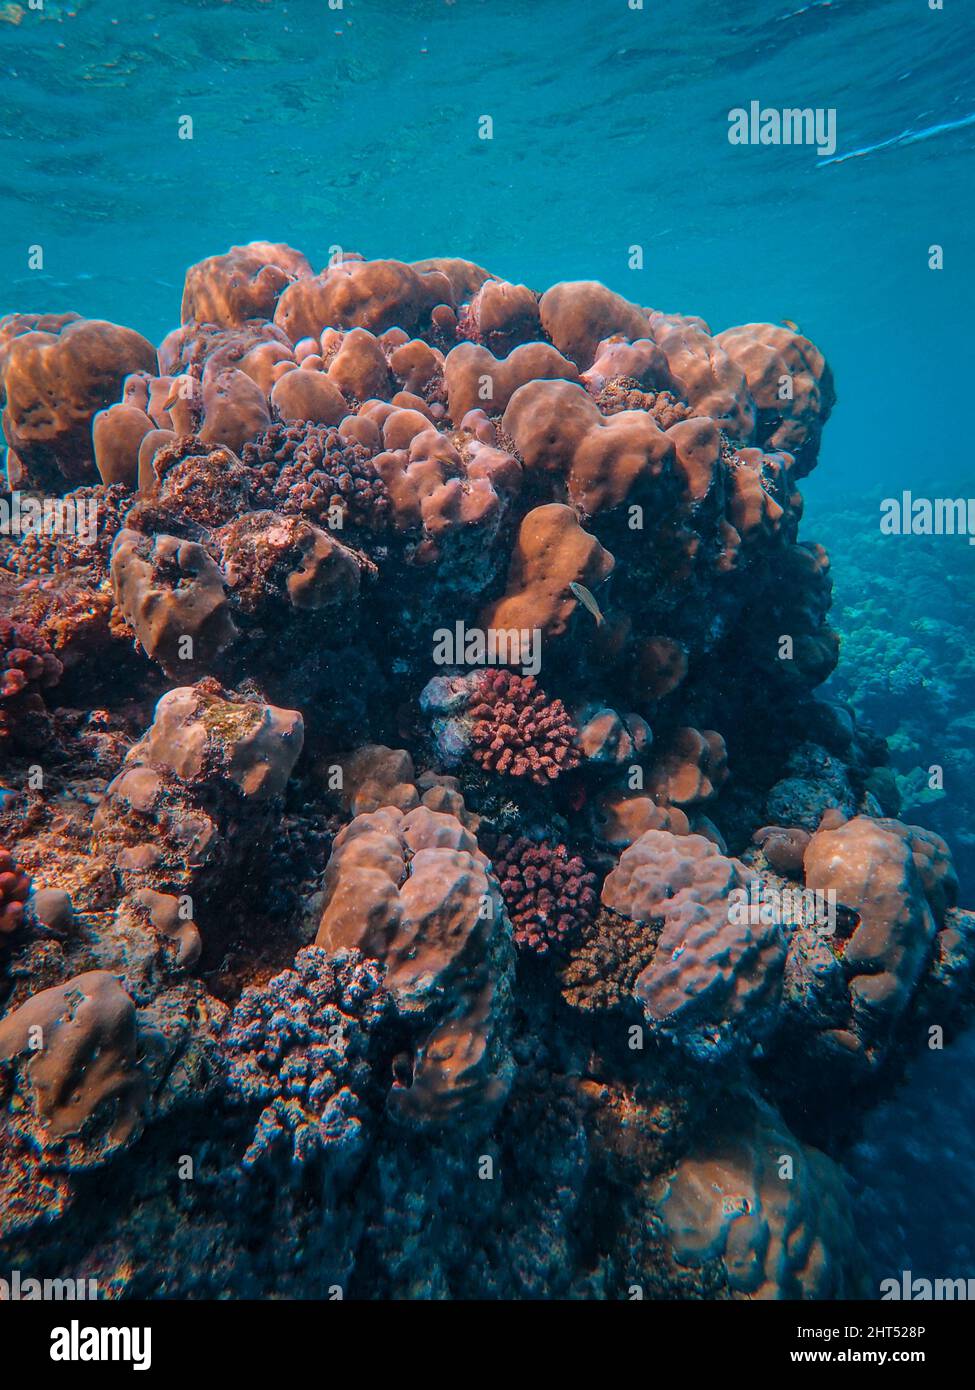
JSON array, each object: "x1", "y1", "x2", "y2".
[{"x1": 0, "y1": 240, "x2": 970, "y2": 1300}]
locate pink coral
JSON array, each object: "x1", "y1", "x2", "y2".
[
  {"x1": 490, "y1": 834, "x2": 597, "y2": 955},
  {"x1": 0, "y1": 848, "x2": 31, "y2": 937},
  {"x1": 469, "y1": 670, "x2": 581, "y2": 785},
  {"x1": 0, "y1": 617, "x2": 63, "y2": 739}
]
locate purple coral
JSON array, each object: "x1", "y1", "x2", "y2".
[
  {"x1": 469, "y1": 671, "x2": 581, "y2": 785},
  {"x1": 221, "y1": 946, "x2": 389, "y2": 1169}
]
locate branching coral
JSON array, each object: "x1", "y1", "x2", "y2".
[
  {"x1": 560, "y1": 906, "x2": 662, "y2": 1011},
  {"x1": 0, "y1": 616, "x2": 63, "y2": 739},
  {"x1": 593, "y1": 379, "x2": 695, "y2": 430},
  {"x1": 2, "y1": 483, "x2": 132, "y2": 580},
  {"x1": 489, "y1": 834, "x2": 597, "y2": 954},
  {"x1": 0, "y1": 847, "x2": 30, "y2": 938},
  {"x1": 469, "y1": 671, "x2": 581, "y2": 785},
  {"x1": 221, "y1": 946, "x2": 389, "y2": 1169}
]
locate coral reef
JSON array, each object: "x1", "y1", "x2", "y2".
[
  {"x1": 0, "y1": 313, "x2": 156, "y2": 491},
  {"x1": 0, "y1": 616, "x2": 63, "y2": 742},
  {"x1": 602, "y1": 829, "x2": 787, "y2": 1061},
  {"x1": 0, "y1": 848, "x2": 30, "y2": 939},
  {"x1": 241, "y1": 421, "x2": 390, "y2": 533},
  {"x1": 0, "y1": 241, "x2": 971, "y2": 1301},
  {"x1": 815, "y1": 497, "x2": 975, "y2": 899},
  {"x1": 316, "y1": 804, "x2": 515, "y2": 1130}
]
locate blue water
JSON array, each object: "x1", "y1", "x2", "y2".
[
  {"x1": 1, "y1": 0, "x2": 974, "y2": 1298},
  {"x1": 2, "y1": 0, "x2": 973, "y2": 501}
]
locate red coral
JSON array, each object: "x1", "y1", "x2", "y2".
[
  {"x1": 469, "y1": 670, "x2": 581, "y2": 785},
  {"x1": 0, "y1": 618, "x2": 63, "y2": 739},
  {"x1": 0, "y1": 848, "x2": 31, "y2": 937},
  {"x1": 491, "y1": 834, "x2": 597, "y2": 955}
]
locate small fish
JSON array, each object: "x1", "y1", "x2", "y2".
[
  {"x1": 163, "y1": 377, "x2": 198, "y2": 412},
  {"x1": 569, "y1": 581, "x2": 604, "y2": 627},
  {"x1": 781, "y1": 318, "x2": 801, "y2": 334},
  {"x1": 721, "y1": 1195, "x2": 751, "y2": 1218}
]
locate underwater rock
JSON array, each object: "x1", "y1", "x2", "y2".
[
  {"x1": 274, "y1": 259, "x2": 453, "y2": 341},
  {"x1": 753, "y1": 825, "x2": 811, "y2": 877},
  {"x1": 0, "y1": 970, "x2": 145, "y2": 1169},
  {"x1": 787, "y1": 814, "x2": 956, "y2": 1071},
  {"x1": 456, "y1": 278, "x2": 541, "y2": 356},
  {"x1": 444, "y1": 340, "x2": 578, "y2": 422},
  {"x1": 650, "y1": 1094, "x2": 865, "y2": 1299},
  {"x1": 28, "y1": 885, "x2": 73, "y2": 935},
  {"x1": 93, "y1": 681, "x2": 303, "y2": 903},
  {"x1": 111, "y1": 528, "x2": 238, "y2": 677},
  {"x1": 715, "y1": 323, "x2": 835, "y2": 476},
  {"x1": 480, "y1": 502, "x2": 614, "y2": 649},
  {"x1": 647, "y1": 726, "x2": 729, "y2": 809},
  {"x1": 538, "y1": 281, "x2": 651, "y2": 369},
  {"x1": 181, "y1": 241, "x2": 313, "y2": 329},
  {"x1": 591, "y1": 790, "x2": 691, "y2": 848}
]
